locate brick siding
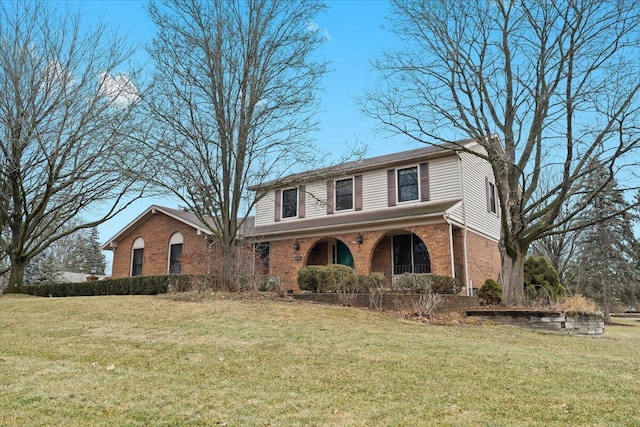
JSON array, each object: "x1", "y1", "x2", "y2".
[{"x1": 110, "y1": 213, "x2": 211, "y2": 278}]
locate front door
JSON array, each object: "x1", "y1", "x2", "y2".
[{"x1": 336, "y1": 240, "x2": 354, "y2": 269}]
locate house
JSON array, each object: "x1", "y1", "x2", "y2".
[
  {"x1": 104, "y1": 140, "x2": 501, "y2": 295},
  {"x1": 247, "y1": 139, "x2": 501, "y2": 295}
]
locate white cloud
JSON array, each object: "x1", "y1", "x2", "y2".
[
  {"x1": 306, "y1": 20, "x2": 332, "y2": 41},
  {"x1": 99, "y1": 73, "x2": 140, "y2": 107}
]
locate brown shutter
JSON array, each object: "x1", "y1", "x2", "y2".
[
  {"x1": 420, "y1": 162, "x2": 430, "y2": 202},
  {"x1": 387, "y1": 169, "x2": 396, "y2": 207},
  {"x1": 326, "y1": 180, "x2": 334, "y2": 214},
  {"x1": 298, "y1": 185, "x2": 305, "y2": 218},
  {"x1": 354, "y1": 175, "x2": 363, "y2": 211},
  {"x1": 274, "y1": 189, "x2": 281, "y2": 222}
]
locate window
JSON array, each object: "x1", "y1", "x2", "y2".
[
  {"x1": 168, "y1": 232, "x2": 184, "y2": 274},
  {"x1": 335, "y1": 178, "x2": 353, "y2": 211},
  {"x1": 131, "y1": 237, "x2": 144, "y2": 276},
  {"x1": 397, "y1": 166, "x2": 419, "y2": 202},
  {"x1": 282, "y1": 188, "x2": 298, "y2": 218},
  {"x1": 392, "y1": 234, "x2": 431, "y2": 275},
  {"x1": 488, "y1": 181, "x2": 497, "y2": 214}
]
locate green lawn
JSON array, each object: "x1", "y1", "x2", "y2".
[{"x1": 1, "y1": 294, "x2": 639, "y2": 426}]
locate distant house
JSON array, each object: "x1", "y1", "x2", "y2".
[{"x1": 103, "y1": 140, "x2": 501, "y2": 294}]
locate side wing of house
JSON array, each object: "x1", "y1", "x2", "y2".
[
  {"x1": 447, "y1": 143, "x2": 502, "y2": 291},
  {"x1": 104, "y1": 207, "x2": 213, "y2": 278}
]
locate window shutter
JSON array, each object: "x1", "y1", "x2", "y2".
[
  {"x1": 387, "y1": 169, "x2": 396, "y2": 207},
  {"x1": 354, "y1": 175, "x2": 363, "y2": 211},
  {"x1": 420, "y1": 162, "x2": 430, "y2": 202},
  {"x1": 274, "y1": 189, "x2": 281, "y2": 222},
  {"x1": 326, "y1": 180, "x2": 334, "y2": 214},
  {"x1": 298, "y1": 185, "x2": 305, "y2": 218}
]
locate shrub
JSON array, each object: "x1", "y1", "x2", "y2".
[
  {"x1": 297, "y1": 265, "x2": 358, "y2": 293},
  {"x1": 393, "y1": 273, "x2": 432, "y2": 294},
  {"x1": 479, "y1": 279, "x2": 502, "y2": 305},
  {"x1": 412, "y1": 292, "x2": 445, "y2": 317},
  {"x1": 357, "y1": 272, "x2": 387, "y2": 291},
  {"x1": 552, "y1": 294, "x2": 598, "y2": 312},
  {"x1": 524, "y1": 256, "x2": 566, "y2": 303},
  {"x1": 430, "y1": 275, "x2": 463, "y2": 295},
  {"x1": 297, "y1": 266, "x2": 323, "y2": 292},
  {"x1": 22, "y1": 275, "x2": 202, "y2": 297},
  {"x1": 358, "y1": 272, "x2": 388, "y2": 310}
]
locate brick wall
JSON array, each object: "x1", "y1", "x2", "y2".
[
  {"x1": 110, "y1": 213, "x2": 211, "y2": 278},
  {"x1": 293, "y1": 293, "x2": 480, "y2": 313},
  {"x1": 268, "y1": 223, "x2": 455, "y2": 292},
  {"x1": 464, "y1": 230, "x2": 501, "y2": 292}
]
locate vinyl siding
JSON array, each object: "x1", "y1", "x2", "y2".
[
  {"x1": 450, "y1": 147, "x2": 501, "y2": 240},
  {"x1": 428, "y1": 156, "x2": 461, "y2": 201},
  {"x1": 254, "y1": 152, "x2": 465, "y2": 227},
  {"x1": 255, "y1": 191, "x2": 275, "y2": 226},
  {"x1": 304, "y1": 181, "x2": 328, "y2": 219}
]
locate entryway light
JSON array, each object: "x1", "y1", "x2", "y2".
[
  {"x1": 356, "y1": 233, "x2": 363, "y2": 245},
  {"x1": 293, "y1": 240, "x2": 300, "y2": 251}
]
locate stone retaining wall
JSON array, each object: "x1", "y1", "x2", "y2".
[
  {"x1": 292, "y1": 293, "x2": 479, "y2": 313},
  {"x1": 466, "y1": 310, "x2": 604, "y2": 336}
]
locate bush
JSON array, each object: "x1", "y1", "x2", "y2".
[
  {"x1": 479, "y1": 279, "x2": 502, "y2": 305},
  {"x1": 357, "y1": 272, "x2": 387, "y2": 291},
  {"x1": 412, "y1": 293, "x2": 445, "y2": 317},
  {"x1": 22, "y1": 274, "x2": 201, "y2": 297},
  {"x1": 430, "y1": 275, "x2": 463, "y2": 295},
  {"x1": 524, "y1": 256, "x2": 566, "y2": 303},
  {"x1": 393, "y1": 273, "x2": 432, "y2": 294},
  {"x1": 552, "y1": 294, "x2": 598, "y2": 312},
  {"x1": 297, "y1": 265, "x2": 358, "y2": 293}
]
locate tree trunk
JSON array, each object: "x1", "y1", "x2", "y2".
[
  {"x1": 7, "y1": 256, "x2": 26, "y2": 294},
  {"x1": 499, "y1": 242, "x2": 527, "y2": 306}
]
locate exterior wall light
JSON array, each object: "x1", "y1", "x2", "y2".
[
  {"x1": 293, "y1": 240, "x2": 300, "y2": 251},
  {"x1": 356, "y1": 233, "x2": 363, "y2": 245}
]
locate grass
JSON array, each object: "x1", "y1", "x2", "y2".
[{"x1": 1, "y1": 293, "x2": 639, "y2": 426}]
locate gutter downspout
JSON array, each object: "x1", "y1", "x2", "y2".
[
  {"x1": 444, "y1": 215, "x2": 456, "y2": 279},
  {"x1": 457, "y1": 153, "x2": 472, "y2": 296}
]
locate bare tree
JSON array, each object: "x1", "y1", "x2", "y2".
[
  {"x1": 0, "y1": 2, "x2": 146, "y2": 292},
  {"x1": 364, "y1": 0, "x2": 640, "y2": 305},
  {"x1": 144, "y1": 0, "x2": 328, "y2": 286}
]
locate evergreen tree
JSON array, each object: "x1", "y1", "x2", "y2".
[
  {"x1": 64, "y1": 228, "x2": 106, "y2": 275},
  {"x1": 24, "y1": 251, "x2": 61, "y2": 283},
  {"x1": 571, "y1": 164, "x2": 640, "y2": 322}
]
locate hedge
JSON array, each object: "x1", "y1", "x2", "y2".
[{"x1": 21, "y1": 275, "x2": 203, "y2": 297}]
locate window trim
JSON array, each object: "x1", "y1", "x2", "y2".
[
  {"x1": 397, "y1": 165, "x2": 420, "y2": 203},
  {"x1": 335, "y1": 177, "x2": 354, "y2": 212},
  {"x1": 486, "y1": 178, "x2": 498, "y2": 215},
  {"x1": 168, "y1": 232, "x2": 184, "y2": 274},
  {"x1": 281, "y1": 187, "x2": 298, "y2": 219},
  {"x1": 131, "y1": 237, "x2": 145, "y2": 277}
]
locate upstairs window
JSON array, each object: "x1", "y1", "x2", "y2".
[
  {"x1": 487, "y1": 180, "x2": 497, "y2": 214},
  {"x1": 397, "y1": 166, "x2": 419, "y2": 202},
  {"x1": 335, "y1": 178, "x2": 353, "y2": 211},
  {"x1": 282, "y1": 188, "x2": 298, "y2": 218}
]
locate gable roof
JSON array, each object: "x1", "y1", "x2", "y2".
[
  {"x1": 249, "y1": 139, "x2": 476, "y2": 191},
  {"x1": 101, "y1": 205, "x2": 216, "y2": 250}
]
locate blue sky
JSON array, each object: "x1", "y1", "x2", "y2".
[{"x1": 83, "y1": 1, "x2": 413, "y2": 270}]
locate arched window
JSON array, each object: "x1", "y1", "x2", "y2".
[
  {"x1": 131, "y1": 237, "x2": 145, "y2": 276},
  {"x1": 168, "y1": 232, "x2": 183, "y2": 274}
]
